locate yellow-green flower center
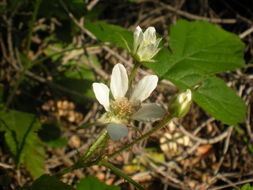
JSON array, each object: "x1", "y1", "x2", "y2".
[{"x1": 109, "y1": 97, "x2": 140, "y2": 120}]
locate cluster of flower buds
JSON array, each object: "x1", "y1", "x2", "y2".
[
  {"x1": 92, "y1": 26, "x2": 192, "y2": 140},
  {"x1": 132, "y1": 26, "x2": 161, "y2": 63}
]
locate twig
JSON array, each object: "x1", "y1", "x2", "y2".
[
  {"x1": 100, "y1": 160, "x2": 145, "y2": 190},
  {"x1": 239, "y1": 26, "x2": 253, "y2": 39},
  {"x1": 214, "y1": 127, "x2": 233, "y2": 175},
  {"x1": 87, "y1": 0, "x2": 100, "y2": 10},
  {"x1": 0, "y1": 162, "x2": 14, "y2": 169},
  {"x1": 216, "y1": 174, "x2": 238, "y2": 189},
  {"x1": 174, "y1": 142, "x2": 201, "y2": 162},
  {"x1": 178, "y1": 125, "x2": 233, "y2": 144},
  {"x1": 159, "y1": 2, "x2": 237, "y2": 24},
  {"x1": 245, "y1": 106, "x2": 253, "y2": 142},
  {"x1": 5, "y1": 0, "x2": 42, "y2": 108},
  {"x1": 209, "y1": 178, "x2": 253, "y2": 190},
  {"x1": 147, "y1": 161, "x2": 187, "y2": 189}
]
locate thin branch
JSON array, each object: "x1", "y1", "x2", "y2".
[
  {"x1": 178, "y1": 125, "x2": 233, "y2": 144},
  {"x1": 159, "y1": 2, "x2": 237, "y2": 24},
  {"x1": 239, "y1": 26, "x2": 253, "y2": 39}
]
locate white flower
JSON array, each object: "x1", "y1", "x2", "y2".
[
  {"x1": 92, "y1": 63, "x2": 164, "y2": 140},
  {"x1": 133, "y1": 26, "x2": 161, "y2": 62}
]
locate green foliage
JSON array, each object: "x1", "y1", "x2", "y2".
[
  {"x1": 39, "y1": 0, "x2": 86, "y2": 20},
  {"x1": 234, "y1": 184, "x2": 253, "y2": 190},
  {"x1": 76, "y1": 176, "x2": 120, "y2": 190},
  {"x1": 0, "y1": 110, "x2": 45, "y2": 178},
  {"x1": 55, "y1": 63, "x2": 95, "y2": 102},
  {"x1": 155, "y1": 20, "x2": 246, "y2": 125},
  {"x1": 30, "y1": 175, "x2": 74, "y2": 190},
  {"x1": 84, "y1": 19, "x2": 246, "y2": 125},
  {"x1": 85, "y1": 4, "x2": 107, "y2": 21},
  {"x1": 150, "y1": 20, "x2": 244, "y2": 77},
  {"x1": 38, "y1": 123, "x2": 68, "y2": 148},
  {"x1": 193, "y1": 77, "x2": 246, "y2": 124},
  {"x1": 39, "y1": 0, "x2": 86, "y2": 42},
  {"x1": 84, "y1": 21, "x2": 133, "y2": 50},
  {"x1": 29, "y1": 175, "x2": 120, "y2": 190},
  {"x1": 43, "y1": 42, "x2": 98, "y2": 102}
]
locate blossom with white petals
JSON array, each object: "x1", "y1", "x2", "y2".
[
  {"x1": 92, "y1": 63, "x2": 164, "y2": 140},
  {"x1": 132, "y1": 26, "x2": 161, "y2": 63}
]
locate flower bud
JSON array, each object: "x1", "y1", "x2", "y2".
[
  {"x1": 168, "y1": 89, "x2": 192, "y2": 117},
  {"x1": 132, "y1": 26, "x2": 161, "y2": 63}
]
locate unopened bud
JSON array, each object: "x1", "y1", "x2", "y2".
[
  {"x1": 132, "y1": 26, "x2": 161, "y2": 63},
  {"x1": 169, "y1": 89, "x2": 192, "y2": 117}
]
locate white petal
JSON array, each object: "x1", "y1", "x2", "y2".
[
  {"x1": 137, "y1": 45, "x2": 155, "y2": 61},
  {"x1": 110, "y1": 64, "x2": 129, "y2": 100},
  {"x1": 92, "y1": 83, "x2": 110, "y2": 111},
  {"x1": 130, "y1": 75, "x2": 158, "y2": 102},
  {"x1": 107, "y1": 123, "x2": 128, "y2": 141},
  {"x1": 155, "y1": 37, "x2": 162, "y2": 48},
  {"x1": 178, "y1": 89, "x2": 192, "y2": 103},
  {"x1": 133, "y1": 26, "x2": 143, "y2": 53},
  {"x1": 131, "y1": 104, "x2": 165, "y2": 121},
  {"x1": 143, "y1": 27, "x2": 156, "y2": 43}
]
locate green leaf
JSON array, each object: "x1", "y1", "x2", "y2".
[
  {"x1": 30, "y1": 175, "x2": 74, "y2": 190},
  {"x1": 146, "y1": 20, "x2": 246, "y2": 125},
  {"x1": 84, "y1": 21, "x2": 133, "y2": 50},
  {"x1": 0, "y1": 110, "x2": 45, "y2": 178},
  {"x1": 85, "y1": 4, "x2": 106, "y2": 21},
  {"x1": 43, "y1": 137, "x2": 68, "y2": 148},
  {"x1": 193, "y1": 77, "x2": 246, "y2": 125},
  {"x1": 76, "y1": 176, "x2": 120, "y2": 190},
  {"x1": 38, "y1": 123, "x2": 68, "y2": 148},
  {"x1": 149, "y1": 20, "x2": 245, "y2": 80},
  {"x1": 233, "y1": 184, "x2": 253, "y2": 190},
  {"x1": 55, "y1": 63, "x2": 95, "y2": 102}
]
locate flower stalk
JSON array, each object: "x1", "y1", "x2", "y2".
[
  {"x1": 129, "y1": 61, "x2": 142, "y2": 85},
  {"x1": 99, "y1": 160, "x2": 145, "y2": 190},
  {"x1": 80, "y1": 130, "x2": 108, "y2": 162},
  {"x1": 108, "y1": 114, "x2": 174, "y2": 159}
]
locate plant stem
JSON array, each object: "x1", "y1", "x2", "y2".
[
  {"x1": 80, "y1": 130, "x2": 108, "y2": 162},
  {"x1": 108, "y1": 114, "x2": 174, "y2": 158},
  {"x1": 99, "y1": 160, "x2": 145, "y2": 190},
  {"x1": 129, "y1": 62, "x2": 141, "y2": 86},
  {"x1": 55, "y1": 160, "x2": 96, "y2": 178},
  {"x1": 55, "y1": 130, "x2": 108, "y2": 177}
]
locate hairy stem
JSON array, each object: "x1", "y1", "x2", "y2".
[
  {"x1": 55, "y1": 130, "x2": 108, "y2": 177},
  {"x1": 80, "y1": 130, "x2": 108, "y2": 162},
  {"x1": 99, "y1": 160, "x2": 145, "y2": 190},
  {"x1": 108, "y1": 114, "x2": 174, "y2": 158},
  {"x1": 129, "y1": 62, "x2": 141, "y2": 86},
  {"x1": 55, "y1": 160, "x2": 97, "y2": 177}
]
